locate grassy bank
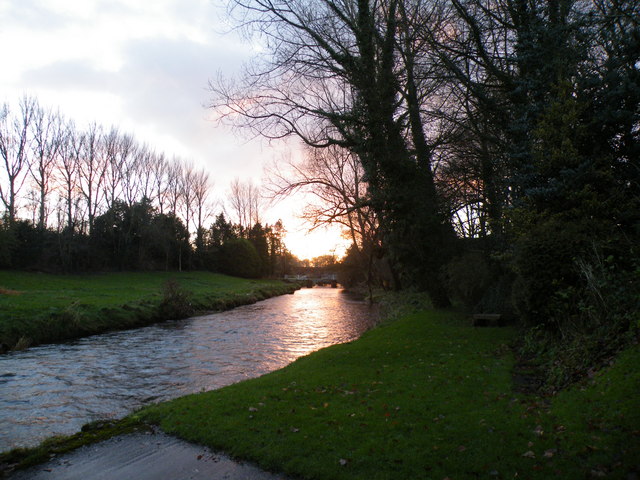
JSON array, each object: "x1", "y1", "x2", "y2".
[
  {"x1": 139, "y1": 310, "x2": 639, "y2": 479},
  {"x1": 0, "y1": 270, "x2": 298, "y2": 351}
]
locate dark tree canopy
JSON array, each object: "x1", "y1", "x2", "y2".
[{"x1": 212, "y1": 0, "x2": 640, "y2": 372}]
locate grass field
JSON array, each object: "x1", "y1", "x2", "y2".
[
  {"x1": 0, "y1": 270, "x2": 297, "y2": 350},
  {"x1": 140, "y1": 310, "x2": 640, "y2": 479}
]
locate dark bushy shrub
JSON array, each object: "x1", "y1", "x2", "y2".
[
  {"x1": 444, "y1": 251, "x2": 492, "y2": 310},
  {"x1": 512, "y1": 212, "x2": 640, "y2": 389},
  {"x1": 511, "y1": 215, "x2": 589, "y2": 329},
  {"x1": 159, "y1": 279, "x2": 193, "y2": 319},
  {"x1": 220, "y1": 238, "x2": 262, "y2": 278}
]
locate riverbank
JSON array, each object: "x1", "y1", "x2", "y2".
[
  {"x1": 0, "y1": 270, "x2": 299, "y2": 351},
  {"x1": 138, "y1": 309, "x2": 639, "y2": 479},
  {"x1": 3, "y1": 305, "x2": 638, "y2": 478}
]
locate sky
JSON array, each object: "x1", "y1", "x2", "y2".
[{"x1": 0, "y1": 0, "x2": 348, "y2": 260}]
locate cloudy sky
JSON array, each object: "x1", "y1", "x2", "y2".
[{"x1": 0, "y1": 0, "x2": 348, "y2": 259}]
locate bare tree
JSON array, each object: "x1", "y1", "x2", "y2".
[
  {"x1": 102, "y1": 128, "x2": 135, "y2": 208},
  {"x1": 0, "y1": 96, "x2": 37, "y2": 223},
  {"x1": 165, "y1": 157, "x2": 183, "y2": 217},
  {"x1": 122, "y1": 141, "x2": 143, "y2": 207},
  {"x1": 77, "y1": 122, "x2": 107, "y2": 234},
  {"x1": 180, "y1": 160, "x2": 196, "y2": 234},
  {"x1": 102, "y1": 127, "x2": 121, "y2": 209},
  {"x1": 228, "y1": 178, "x2": 263, "y2": 231},
  {"x1": 136, "y1": 144, "x2": 158, "y2": 203},
  {"x1": 57, "y1": 122, "x2": 82, "y2": 230},
  {"x1": 191, "y1": 167, "x2": 213, "y2": 235},
  {"x1": 212, "y1": 0, "x2": 455, "y2": 304},
  {"x1": 152, "y1": 152, "x2": 169, "y2": 214},
  {"x1": 269, "y1": 144, "x2": 381, "y2": 290},
  {"x1": 29, "y1": 103, "x2": 65, "y2": 229},
  {"x1": 268, "y1": 145, "x2": 376, "y2": 251}
]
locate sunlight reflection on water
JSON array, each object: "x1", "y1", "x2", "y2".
[{"x1": 0, "y1": 287, "x2": 377, "y2": 451}]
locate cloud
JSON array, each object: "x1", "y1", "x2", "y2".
[
  {"x1": 3, "y1": 0, "x2": 72, "y2": 32},
  {"x1": 18, "y1": 30, "x2": 268, "y2": 180},
  {"x1": 116, "y1": 34, "x2": 260, "y2": 165},
  {"x1": 21, "y1": 59, "x2": 108, "y2": 91},
  {"x1": 7, "y1": 0, "x2": 296, "y2": 198}
]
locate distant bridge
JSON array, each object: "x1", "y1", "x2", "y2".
[{"x1": 284, "y1": 273, "x2": 338, "y2": 288}]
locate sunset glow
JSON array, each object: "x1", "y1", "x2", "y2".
[{"x1": 281, "y1": 222, "x2": 349, "y2": 260}]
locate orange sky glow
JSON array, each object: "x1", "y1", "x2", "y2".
[{"x1": 281, "y1": 222, "x2": 349, "y2": 261}]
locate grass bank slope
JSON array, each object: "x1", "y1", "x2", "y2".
[
  {"x1": 141, "y1": 310, "x2": 639, "y2": 479},
  {"x1": 0, "y1": 270, "x2": 297, "y2": 350}
]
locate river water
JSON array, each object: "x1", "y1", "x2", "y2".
[{"x1": 0, "y1": 287, "x2": 377, "y2": 452}]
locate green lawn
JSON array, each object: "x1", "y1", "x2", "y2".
[
  {"x1": 0, "y1": 270, "x2": 297, "y2": 349},
  {"x1": 140, "y1": 310, "x2": 640, "y2": 479}
]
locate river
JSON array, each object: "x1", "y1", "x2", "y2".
[{"x1": 0, "y1": 287, "x2": 377, "y2": 452}]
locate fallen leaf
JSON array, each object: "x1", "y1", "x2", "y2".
[
  {"x1": 248, "y1": 407, "x2": 258, "y2": 412},
  {"x1": 339, "y1": 458, "x2": 348, "y2": 466},
  {"x1": 543, "y1": 449, "x2": 556, "y2": 458},
  {"x1": 522, "y1": 451, "x2": 536, "y2": 458},
  {"x1": 458, "y1": 445, "x2": 467, "y2": 452}
]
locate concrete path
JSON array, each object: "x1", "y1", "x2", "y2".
[{"x1": 8, "y1": 432, "x2": 289, "y2": 480}]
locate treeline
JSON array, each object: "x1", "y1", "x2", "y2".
[
  {"x1": 0, "y1": 197, "x2": 292, "y2": 278},
  {"x1": 1, "y1": 96, "x2": 212, "y2": 234},
  {"x1": 217, "y1": 0, "x2": 639, "y2": 383},
  {"x1": 0, "y1": 96, "x2": 294, "y2": 276},
  {"x1": 196, "y1": 213, "x2": 292, "y2": 278}
]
